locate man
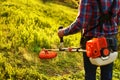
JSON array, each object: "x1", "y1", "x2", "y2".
[{"x1": 58, "y1": 0, "x2": 120, "y2": 80}]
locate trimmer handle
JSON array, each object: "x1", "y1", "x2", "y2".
[{"x1": 58, "y1": 26, "x2": 64, "y2": 43}]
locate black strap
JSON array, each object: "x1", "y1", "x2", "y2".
[
  {"x1": 97, "y1": 0, "x2": 115, "y2": 21},
  {"x1": 96, "y1": 0, "x2": 104, "y2": 32},
  {"x1": 96, "y1": 0, "x2": 115, "y2": 32},
  {"x1": 82, "y1": 0, "x2": 115, "y2": 37},
  {"x1": 96, "y1": 0, "x2": 104, "y2": 15}
]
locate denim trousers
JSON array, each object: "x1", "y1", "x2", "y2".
[{"x1": 81, "y1": 35, "x2": 117, "y2": 80}]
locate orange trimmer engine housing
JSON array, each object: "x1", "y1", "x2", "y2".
[{"x1": 86, "y1": 37, "x2": 110, "y2": 58}]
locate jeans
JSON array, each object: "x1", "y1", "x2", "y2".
[{"x1": 81, "y1": 35, "x2": 117, "y2": 80}]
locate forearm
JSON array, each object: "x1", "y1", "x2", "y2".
[{"x1": 64, "y1": 19, "x2": 82, "y2": 36}]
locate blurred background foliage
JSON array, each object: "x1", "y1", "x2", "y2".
[{"x1": 42, "y1": 0, "x2": 80, "y2": 8}]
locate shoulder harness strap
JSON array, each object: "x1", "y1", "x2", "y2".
[{"x1": 96, "y1": 0, "x2": 115, "y2": 32}]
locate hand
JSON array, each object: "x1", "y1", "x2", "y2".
[{"x1": 58, "y1": 29, "x2": 65, "y2": 38}]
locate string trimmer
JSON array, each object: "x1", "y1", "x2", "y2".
[
  {"x1": 39, "y1": 26, "x2": 86, "y2": 59},
  {"x1": 39, "y1": 27, "x2": 118, "y2": 66}
]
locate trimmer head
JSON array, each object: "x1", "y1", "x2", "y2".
[{"x1": 39, "y1": 49, "x2": 57, "y2": 59}]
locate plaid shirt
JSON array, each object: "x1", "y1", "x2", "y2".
[{"x1": 64, "y1": 0, "x2": 120, "y2": 37}]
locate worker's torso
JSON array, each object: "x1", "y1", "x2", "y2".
[{"x1": 84, "y1": 0, "x2": 120, "y2": 37}]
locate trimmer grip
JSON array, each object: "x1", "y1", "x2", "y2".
[
  {"x1": 58, "y1": 26, "x2": 63, "y2": 43},
  {"x1": 60, "y1": 37, "x2": 63, "y2": 43}
]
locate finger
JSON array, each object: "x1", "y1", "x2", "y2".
[{"x1": 58, "y1": 29, "x2": 64, "y2": 37}]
